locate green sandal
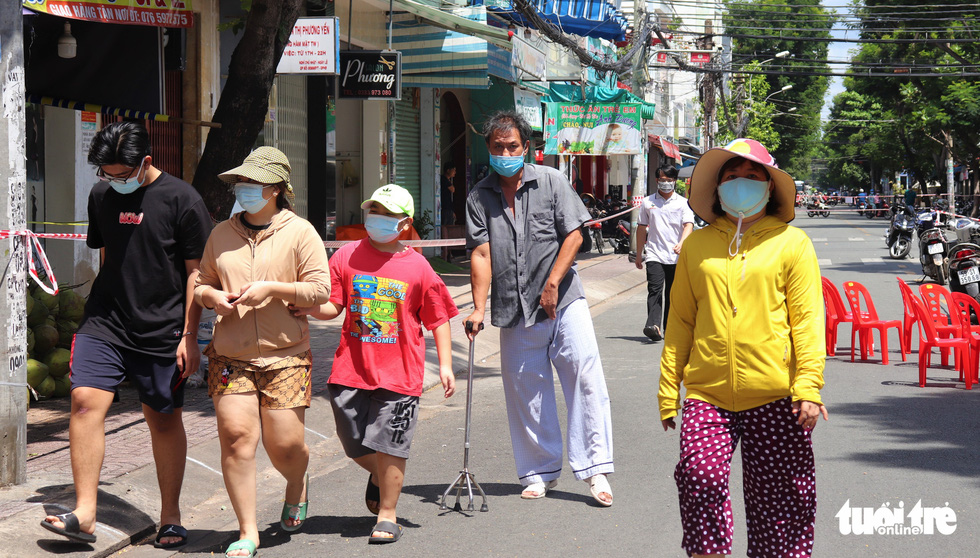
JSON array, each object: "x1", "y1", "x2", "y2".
[
  {"x1": 280, "y1": 473, "x2": 309, "y2": 532},
  {"x1": 225, "y1": 538, "x2": 257, "y2": 558}
]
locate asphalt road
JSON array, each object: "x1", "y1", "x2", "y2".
[{"x1": 116, "y1": 210, "x2": 980, "y2": 557}]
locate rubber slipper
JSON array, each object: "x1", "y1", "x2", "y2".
[
  {"x1": 365, "y1": 474, "x2": 380, "y2": 515},
  {"x1": 153, "y1": 523, "x2": 188, "y2": 549},
  {"x1": 39, "y1": 512, "x2": 97, "y2": 544},
  {"x1": 586, "y1": 474, "x2": 613, "y2": 507},
  {"x1": 368, "y1": 520, "x2": 403, "y2": 544},
  {"x1": 225, "y1": 538, "x2": 257, "y2": 558},
  {"x1": 280, "y1": 472, "x2": 309, "y2": 532},
  {"x1": 520, "y1": 479, "x2": 558, "y2": 499}
]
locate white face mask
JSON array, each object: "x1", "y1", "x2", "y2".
[{"x1": 658, "y1": 180, "x2": 676, "y2": 193}]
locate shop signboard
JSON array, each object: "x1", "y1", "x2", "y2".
[
  {"x1": 543, "y1": 102, "x2": 642, "y2": 156},
  {"x1": 277, "y1": 17, "x2": 340, "y2": 74},
  {"x1": 512, "y1": 36, "x2": 546, "y2": 81},
  {"x1": 22, "y1": 0, "x2": 194, "y2": 28},
  {"x1": 338, "y1": 50, "x2": 401, "y2": 100},
  {"x1": 514, "y1": 88, "x2": 542, "y2": 131}
]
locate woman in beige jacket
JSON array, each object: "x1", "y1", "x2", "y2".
[{"x1": 194, "y1": 147, "x2": 330, "y2": 558}]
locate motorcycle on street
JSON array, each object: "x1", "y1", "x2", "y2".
[
  {"x1": 885, "y1": 203, "x2": 916, "y2": 259},
  {"x1": 806, "y1": 197, "x2": 831, "y2": 218},
  {"x1": 916, "y1": 208, "x2": 950, "y2": 284},
  {"x1": 948, "y1": 218, "x2": 980, "y2": 303}
]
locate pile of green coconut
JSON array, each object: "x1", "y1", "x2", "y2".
[{"x1": 26, "y1": 283, "x2": 86, "y2": 402}]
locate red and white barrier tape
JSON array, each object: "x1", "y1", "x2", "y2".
[{"x1": 0, "y1": 230, "x2": 60, "y2": 295}]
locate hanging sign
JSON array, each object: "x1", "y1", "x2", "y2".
[
  {"x1": 276, "y1": 17, "x2": 340, "y2": 74},
  {"x1": 338, "y1": 51, "x2": 401, "y2": 100},
  {"x1": 543, "y1": 103, "x2": 642, "y2": 156},
  {"x1": 514, "y1": 88, "x2": 542, "y2": 132},
  {"x1": 23, "y1": 0, "x2": 194, "y2": 28}
]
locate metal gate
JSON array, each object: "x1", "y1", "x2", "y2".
[
  {"x1": 264, "y1": 75, "x2": 309, "y2": 217},
  {"x1": 393, "y1": 89, "x2": 421, "y2": 204}
]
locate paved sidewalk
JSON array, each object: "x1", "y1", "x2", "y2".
[{"x1": 0, "y1": 250, "x2": 644, "y2": 558}]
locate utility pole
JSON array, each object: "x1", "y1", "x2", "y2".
[{"x1": 0, "y1": 0, "x2": 29, "y2": 486}]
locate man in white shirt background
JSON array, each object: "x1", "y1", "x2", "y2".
[{"x1": 634, "y1": 166, "x2": 694, "y2": 342}]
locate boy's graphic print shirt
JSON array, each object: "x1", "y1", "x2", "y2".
[
  {"x1": 349, "y1": 275, "x2": 406, "y2": 343},
  {"x1": 328, "y1": 239, "x2": 458, "y2": 396}
]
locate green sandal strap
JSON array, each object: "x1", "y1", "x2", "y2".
[{"x1": 225, "y1": 538, "x2": 257, "y2": 558}]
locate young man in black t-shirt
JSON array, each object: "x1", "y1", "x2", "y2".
[{"x1": 40, "y1": 122, "x2": 212, "y2": 549}]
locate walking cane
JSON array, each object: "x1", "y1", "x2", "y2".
[{"x1": 440, "y1": 321, "x2": 489, "y2": 512}]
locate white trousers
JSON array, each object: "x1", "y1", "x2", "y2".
[{"x1": 498, "y1": 297, "x2": 614, "y2": 485}]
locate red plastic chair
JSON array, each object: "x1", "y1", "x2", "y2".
[
  {"x1": 948, "y1": 292, "x2": 980, "y2": 387},
  {"x1": 821, "y1": 280, "x2": 844, "y2": 356},
  {"x1": 822, "y1": 277, "x2": 866, "y2": 357},
  {"x1": 896, "y1": 277, "x2": 920, "y2": 352},
  {"x1": 842, "y1": 281, "x2": 907, "y2": 364},
  {"x1": 918, "y1": 283, "x2": 962, "y2": 366},
  {"x1": 909, "y1": 296, "x2": 974, "y2": 389}
]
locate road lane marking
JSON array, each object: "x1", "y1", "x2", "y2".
[
  {"x1": 187, "y1": 456, "x2": 223, "y2": 476},
  {"x1": 811, "y1": 238, "x2": 827, "y2": 242},
  {"x1": 818, "y1": 259, "x2": 832, "y2": 266},
  {"x1": 305, "y1": 427, "x2": 331, "y2": 440},
  {"x1": 848, "y1": 237, "x2": 866, "y2": 241},
  {"x1": 861, "y1": 258, "x2": 887, "y2": 264}
]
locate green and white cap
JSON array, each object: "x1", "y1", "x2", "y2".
[{"x1": 361, "y1": 184, "x2": 415, "y2": 218}]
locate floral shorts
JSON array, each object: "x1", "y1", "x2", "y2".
[{"x1": 206, "y1": 348, "x2": 313, "y2": 409}]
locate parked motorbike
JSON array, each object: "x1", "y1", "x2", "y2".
[
  {"x1": 613, "y1": 218, "x2": 632, "y2": 259},
  {"x1": 948, "y1": 241, "x2": 980, "y2": 304},
  {"x1": 587, "y1": 206, "x2": 606, "y2": 255},
  {"x1": 885, "y1": 204, "x2": 915, "y2": 259},
  {"x1": 917, "y1": 208, "x2": 950, "y2": 284}
]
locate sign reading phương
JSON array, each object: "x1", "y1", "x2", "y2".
[
  {"x1": 276, "y1": 17, "x2": 339, "y2": 74},
  {"x1": 23, "y1": 0, "x2": 193, "y2": 28},
  {"x1": 543, "y1": 103, "x2": 642, "y2": 156},
  {"x1": 338, "y1": 51, "x2": 401, "y2": 100}
]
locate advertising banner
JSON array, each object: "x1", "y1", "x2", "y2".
[
  {"x1": 543, "y1": 102, "x2": 642, "y2": 155},
  {"x1": 277, "y1": 17, "x2": 339, "y2": 74},
  {"x1": 338, "y1": 51, "x2": 401, "y2": 100},
  {"x1": 23, "y1": 0, "x2": 193, "y2": 28}
]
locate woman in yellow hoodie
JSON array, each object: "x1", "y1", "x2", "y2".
[
  {"x1": 659, "y1": 139, "x2": 828, "y2": 558},
  {"x1": 194, "y1": 147, "x2": 330, "y2": 558}
]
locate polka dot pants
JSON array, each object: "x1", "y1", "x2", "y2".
[{"x1": 674, "y1": 398, "x2": 816, "y2": 558}]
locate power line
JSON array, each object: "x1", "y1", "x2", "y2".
[{"x1": 670, "y1": 29, "x2": 980, "y2": 44}]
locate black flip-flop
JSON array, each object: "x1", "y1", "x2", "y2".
[
  {"x1": 39, "y1": 512, "x2": 97, "y2": 544},
  {"x1": 153, "y1": 523, "x2": 188, "y2": 549},
  {"x1": 365, "y1": 474, "x2": 380, "y2": 515},
  {"x1": 368, "y1": 520, "x2": 403, "y2": 544}
]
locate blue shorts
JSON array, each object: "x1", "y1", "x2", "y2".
[{"x1": 69, "y1": 333, "x2": 185, "y2": 413}]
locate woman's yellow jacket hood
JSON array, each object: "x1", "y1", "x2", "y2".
[{"x1": 658, "y1": 215, "x2": 825, "y2": 420}]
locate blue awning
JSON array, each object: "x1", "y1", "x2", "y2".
[{"x1": 475, "y1": 0, "x2": 628, "y2": 42}]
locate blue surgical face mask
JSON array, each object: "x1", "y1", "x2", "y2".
[
  {"x1": 104, "y1": 158, "x2": 147, "y2": 195},
  {"x1": 364, "y1": 214, "x2": 405, "y2": 244},
  {"x1": 234, "y1": 183, "x2": 271, "y2": 214},
  {"x1": 490, "y1": 154, "x2": 525, "y2": 177},
  {"x1": 718, "y1": 177, "x2": 771, "y2": 256},
  {"x1": 718, "y1": 177, "x2": 770, "y2": 218}
]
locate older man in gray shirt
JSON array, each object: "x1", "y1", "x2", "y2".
[{"x1": 464, "y1": 111, "x2": 614, "y2": 507}]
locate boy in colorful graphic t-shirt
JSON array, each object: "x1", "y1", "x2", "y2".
[{"x1": 292, "y1": 184, "x2": 457, "y2": 544}]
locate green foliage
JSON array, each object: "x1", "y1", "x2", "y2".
[
  {"x1": 217, "y1": 0, "x2": 252, "y2": 34},
  {"x1": 722, "y1": 0, "x2": 834, "y2": 176},
  {"x1": 413, "y1": 209, "x2": 435, "y2": 239},
  {"x1": 821, "y1": 0, "x2": 980, "y2": 196}
]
